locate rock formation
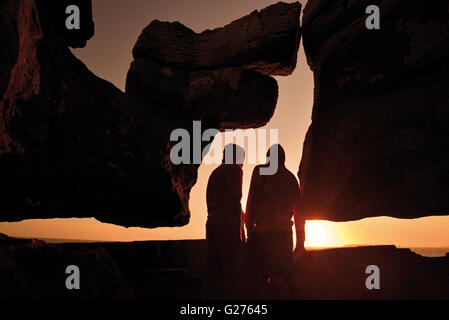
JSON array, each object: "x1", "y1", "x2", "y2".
[
  {"x1": 0, "y1": 234, "x2": 134, "y2": 299},
  {"x1": 0, "y1": 0, "x2": 179, "y2": 228},
  {"x1": 299, "y1": 0, "x2": 449, "y2": 221},
  {"x1": 288, "y1": 246, "x2": 449, "y2": 299},
  {"x1": 125, "y1": 1, "x2": 302, "y2": 224},
  {"x1": 1, "y1": 235, "x2": 448, "y2": 299},
  {"x1": 0, "y1": 0, "x2": 301, "y2": 227}
]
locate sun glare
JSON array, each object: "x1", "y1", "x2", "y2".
[{"x1": 305, "y1": 220, "x2": 333, "y2": 248}]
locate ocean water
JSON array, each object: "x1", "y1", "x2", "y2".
[
  {"x1": 409, "y1": 247, "x2": 449, "y2": 258},
  {"x1": 20, "y1": 238, "x2": 449, "y2": 258},
  {"x1": 307, "y1": 246, "x2": 449, "y2": 258}
]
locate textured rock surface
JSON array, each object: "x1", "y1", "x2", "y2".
[
  {"x1": 0, "y1": 0, "x2": 182, "y2": 228},
  {"x1": 288, "y1": 246, "x2": 449, "y2": 299},
  {"x1": 1, "y1": 235, "x2": 448, "y2": 299},
  {"x1": 0, "y1": 235, "x2": 205, "y2": 299},
  {"x1": 0, "y1": 235, "x2": 134, "y2": 299},
  {"x1": 299, "y1": 0, "x2": 449, "y2": 221},
  {"x1": 0, "y1": 0, "x2": 301, "y2": 227},
  {"x1": 130, "y1": 2, "x2": 301, "y2": 76},
  {"x1": 126, "y1": 2, "x2": 302, "y2": 220}
]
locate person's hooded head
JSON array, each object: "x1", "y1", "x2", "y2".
[
  {"x1": 257, "y1": 144, "x2": 285, "y2": 176},
  {"x1": 266, "y1": 144, "x2": 286, "y2": 167},
  {"x1": 222, "y1": 144, "x2": 245, "y2": 168}
]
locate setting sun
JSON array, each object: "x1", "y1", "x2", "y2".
[{"x1": 305, "y1": 221, "x2": 334, "y2": 248}]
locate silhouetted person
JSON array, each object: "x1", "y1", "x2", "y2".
[
  {"x1": 206, "y1": 144, "x2": 245, "y2": 299},
  {"x1": 245, "y1": 144, "x2": 303, "y2": 298}
]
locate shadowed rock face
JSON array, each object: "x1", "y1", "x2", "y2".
[
  {"x1": 127, "y1": 2, "x2": 303, "y2": 126},
  {"x1": 36, "y1": 0, "x2": 95, "y2": 48},
  {"x1": 130, "y1": 2, "x2": 301, "y2": 76},
  {"x1": 0, "y1": 0, "x2": 301, "y2": 227},
  {"x1": 0, "y1": 0, "x2": 181, "y2": 228},
  {"x1": 1, "y1": 234, "x2": 448, "y2": 299},
  {"x1": 126, "y1": 2, "x2": 302, "y2": 222},
  {"x1": 299, "y1": 0, "x2": 449, "y2": 221},
  {"x1": 0, "y1": 234, "x2": 134, "y2": 299},
  {"x1": 288, "y1": 246, "x2": 449, "y2": 300}
]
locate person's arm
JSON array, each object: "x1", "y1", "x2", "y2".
[
  {"x1": 227, "y1": 166, "x2": 243, "y2": 207},
  {"x1": 206, "y1": 171, "x2": 215, "y2": 213},
  {"x1": 293, "y1": 183, "x2": 305, "y2": 253},
  {"x1": 245, "y1": 168, "x2": 259, "y2": 238},
  {"x1": 234, "y1": 168, "x2": 246, "y2": 243}
]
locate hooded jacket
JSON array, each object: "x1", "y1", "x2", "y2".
[{"x1": 246, "y1": 145, "x2": 300, "y2": 232}]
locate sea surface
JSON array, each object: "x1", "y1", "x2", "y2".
[
  {"x1": 307, "y1": 246, "x2": 449, "y2": 258},
  {"x1": 21, "y1": 238, "x2": 449, "y2": 258},
  {"x1": 408, "y1": 247, "x2": 449, "y2": 257}
]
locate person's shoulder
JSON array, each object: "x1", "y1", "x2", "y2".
[
  {"x1": 216, "y1": 164, "x2": 242, "y2": 176},
  {"x1": 210, "y1": 165, "x2": 225, "y2": 178},
  {"x1": 210, "y1": 166, "x2": 221, "y2": 175},
  {"x1": 284, "y1": 169, "x2": 299, "y2": 185}
]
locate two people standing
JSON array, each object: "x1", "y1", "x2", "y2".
[
  {"x1": 205, "y1": 144, "x2": 246, "y2": 299},
  {"x1": 206, "y1": 144, "x2": 304, "y2": 299}
]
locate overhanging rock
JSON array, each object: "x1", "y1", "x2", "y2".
[
  {"x1": 126, "y1": 1, "x2": 302, "y2": 226},
  {"x1": 0, "y1": 0, "x2": 302, "y2": 227},
  {"x1": 299, "y1": 0, "x2": 449, "y2": 221}
]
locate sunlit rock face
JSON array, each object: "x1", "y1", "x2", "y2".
[
  {"x1": 0, "y1": 0, "x2": 301, "y2": 227},
  {"x1": 298, "y1": 0, "x2": 449, "y2": 221}
]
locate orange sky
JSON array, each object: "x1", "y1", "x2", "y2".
[{"x1": 0, "y1": 0, "x2": 448, "y2": 249}]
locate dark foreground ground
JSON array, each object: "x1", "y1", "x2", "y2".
[{"x1": 0, "y1": 233, "x2": 448, "y2": 300}]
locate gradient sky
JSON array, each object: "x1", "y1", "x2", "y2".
[{"x1": 0, "y1": 0, "x2": 448, "y2": 248}]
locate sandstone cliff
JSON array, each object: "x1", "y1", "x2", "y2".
[
  {"x1": 0, "y1": 0, "x2": 301, "y2": 227},
  {"x1": 299, "y1": 0, "x2": 449, "y2": 221}
]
